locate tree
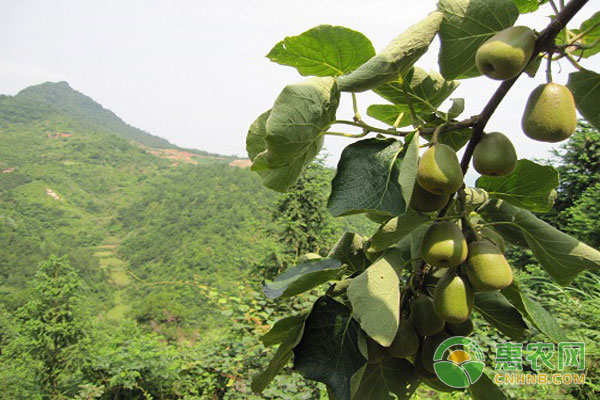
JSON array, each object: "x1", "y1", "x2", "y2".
[
  {"x1": 244, "y1": 0, "x2": 599, "y2": 398},
  {"x1": 545, "y1": 121, "x2": 600, "y2": 246},
  {"x1": 16, "y1": 256, "x2": 85, "y2": 398}
]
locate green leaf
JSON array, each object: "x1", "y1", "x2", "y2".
[
  {"x1": 474, "y1": 291, "x2": 528, "y2": 340},
  {"x1": 266, "y1": 25, "x2": 376, "y2": 77},
  {"x1": 347, "y1": 249, "x2": 403, "y2": 347},
  {"x1": 252, "y1": 314, "x2": 306, "y2": 393},
  {"x1": 328, "y1": 137, "x2": 411, "y2": 217},
  {"x1": 263, "y1": 258, "x2": 343, "y2": 299},
  {"x1": 510, "y1": 0, "x2": 548, "y2": 14},
  {"x1": 367, "y1": 104, "x2": 415, "y2": 127},
  {"x1": 469, "y1": 372, "x2": 508, "y2": 399},
  {"x1": 437, "y1": 0, "x2": 519, "y2": 79},
  {"x1": 260, "y1": 314, "x2": 307, "y2": 347},
  {"x1": 294, "y1": 296, "x2": 365, "y2": 400},
  {"x1": 447, "y1": 98, "x2": 465, "y2": 119},
  {"x1": 567, "y1": 69, "x2": 600, "y2": 131},
  {"x1": 252, "y1": 76, "x2": 340, "y2": 191},
  {"x1": 479, "y1": 199, "x2": 600, "y2": 285},
  {"x1": 501, "y1": 281, "x2": 569, "y2": 343},
  {"x1": 559, "y1": 12, "x2": 600, "y2": 59},
  {"x1": 476, "y1": 159, "x2": 559, "y2": 212},
  {"x1": 350, "y1": 356, "x2": 419, "y2": 400},
  {"x1": 338, "y1": 12, "x2": 443, "y2": 92},
  {"x1": 574, "y1": 12, "x2": 600, "y2": 58},
  {"x1": 246, "y1": 109, "x2": 271, "y2": 161},
  {"x1": 374, "y1": 67, "x2": 460, "y2": 113},
  {"x1": 369, "y1": 211, "x2": 431, "y2": 253}
]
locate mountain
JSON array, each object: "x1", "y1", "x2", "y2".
[{"x1": 0, "y1": 81, "x2": 372, "y2": 317}]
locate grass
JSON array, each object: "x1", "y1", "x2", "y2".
[
  {"x1": 110, "y1": 269, "x2": 131, "y2": 287},
  {"x1": 99, "y1": 257, "x2": 125, "y2": 268},
  {"x1": 93, "y1": 251, "x2": 113, "y2": 258},
  {"x1": 105, "y1": 303, "x2": 131, "y2": 321}
]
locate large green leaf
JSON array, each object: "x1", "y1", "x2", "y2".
[
  {"x1": 476, "y1": 159, "x2": 559, "y2": 212},
  {"x1": 294, "y1": 296, "x2": 365, "y2": 400},
  {"x1": 369, "y1": 211, "x2": 431, "y2": 253},
  {"x1": 374, "y1": 67, "x2": 460, "y2": 113},
  {"x1": 263, "y1": 258, "x2": 343, "y2": 299},
  {"x1": 260, "y1": 314, "x2": 307, "y2": 347},
  {"x1": 567, "y1": 69, "x2": 600, "y2": 131},
  {"x1": 469, "y1": 372, "x2": 508, "y2": 399},
  {"x1": 251, "y1": 76, "x2": 340, "y2": 191},
  {"x1": 252, "y1": 314, "x2": 306, "y2": 393},
  {"x1": 474, "y1": 291, "x2": 528, "y2": 340},
  {"x1": 478, "y1": 199, "x2": 600, "y2": 285},
  {"x1": 328, "y1": 137, "x2": 416, "y2": 217},
  {"x1": 350, "y1": 356, "x2": 419, "y2": 400},
  {"x1": 347, "y1": 249, "x2": 403, "y2": 347},
  {"x1": 266, "y1": 25, "x2": 375, "y2": 77},
  {"x1": 437, "y1": 0, "x2": 519, "y2": 79},
  {"x1": 337, "y1": 12, "x2": 443, "y2": 92},
  {"x1": 501, "y1": 281, "x2": 569, "y2": 343}
]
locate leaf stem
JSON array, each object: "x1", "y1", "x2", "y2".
[
  {"x1": 351, "y1": 93, "x2": 362, "y2": 123},
  {"x1": 569, "y1": 20, "x2": 600, "y2": 44},
  {"x1": 325, "y1": 131, "x2": 370, "y2": 139},
  {"x1": 330, "y1": 119, "x2": 413, "y2": 136},
  {"x1": 565, "y1": 53, "x2": 584, "y2": 70}
]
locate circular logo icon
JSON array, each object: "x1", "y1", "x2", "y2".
[{"x1": 433, "y1": 336, "x2": 485, "y2": 388}]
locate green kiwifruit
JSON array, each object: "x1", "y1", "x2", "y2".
[
  {"x1": 473, "y1": 132, "x2": 517, "y2": 176},
  {"x1": 409, "y1": 181, "x2": 450, "y2": 212},
  {"x1": 421, "y1": 221, "x2": 468, "y2": 268},
  {"x1": 446, "y1": 319, "x2": 474, "y2": 337},
  {"x1": 388, "y1": 319, "x2": 420, "y2": 358},
  {"x1": 416, "y1": 144, "x2": 463, "y2": 195},
  {"x1": 421, "y1": 331, "x2": 451, "y2": 373},
  {"x1": 465, "y1": 240, "x2": 513, "y2": 291},
  {"x1": 522, "y1": 83, "x2": 577, "y2": 143},
  {"x1": 475, "y1": 26, "x2": 536, "y2": 80},
  {"x1": 433, "y1": 271, "x2": 474, "y2": 323},
  {"x1": 410, "y1": 295, "x2": 445, "y2": 337}
]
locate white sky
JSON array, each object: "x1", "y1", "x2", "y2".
[{"x1": 1, "y1": 0, "x2": 598, "y2": 180}]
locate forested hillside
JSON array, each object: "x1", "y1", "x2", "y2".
[{"x1": 0, "y1": 82, "x2": 373, "y2": 398}]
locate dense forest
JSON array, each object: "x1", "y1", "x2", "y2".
[{"x1": 0, "y1": 82, "x2": 598, "y2": 399}]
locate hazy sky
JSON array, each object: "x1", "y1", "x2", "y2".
[{"x1": 1, "y1": 0, "x2": 598, "y2": 177}]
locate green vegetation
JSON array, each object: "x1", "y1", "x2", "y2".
[{"x1": 243, "y1": 1, "x2": 600, "y2": 399}]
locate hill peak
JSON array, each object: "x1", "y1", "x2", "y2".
[{"x1": 6, "y1": 81, "x2": 178, "y2": 149}]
